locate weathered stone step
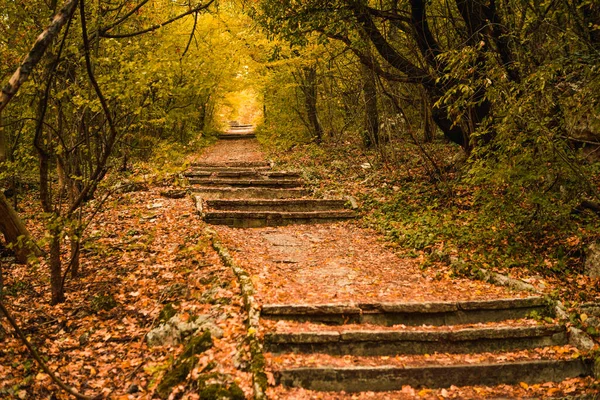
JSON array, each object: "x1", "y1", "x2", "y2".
[
  {"x1": 205, "y1": 199, "x2": 348, "y2": 212},
  {"x1": 265, "y1": 325, "x2": 567, "y2": 356},
  {"x1": 189, "y1": 167, "x2": 272, "y2": 174},
  {"x1": 261, "y1": 297, "x2": 550, "y2": 326},
  {"x1": 191, "y1": 161, "x2": 270, "y2": 168},
  {"x1": 191, "y1": 187, "x2": 309, "y2": 200},
  {"x1": 274, "y1": 359, "x2": 592, "y2": 392},
  {"x1": 185, "y1": 170, "x2": 302, "y2": 179},
  {"x1": 204, "y1": 210, "x2": 356, "y2": 228},
  {"x1": 188, "y1": 178, "x2": 304, "y2": 188},
  {"x1": 218, "y1": 133, "x2": 257, "y2": 140}
]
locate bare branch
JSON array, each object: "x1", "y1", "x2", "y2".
[
  {"x1": 99, "y1": 0, "x2": 151, "y2": 33},
  {"x1": 99, "y1": 0, "x2": 215, "y2": 39}
]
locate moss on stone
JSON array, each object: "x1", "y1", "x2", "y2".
[
  {"x1": 197, "y1": 373, "x2": 245, "y2": 400},
  {"x1": 181, "y1": 330, "x2": 213, "y2": 358},
  {"x1": 156, "y1": 357, "x2": 196, "y2": 399},
  {"x1": 90, "y1": 293, "x2": 118, "y2": 313},
  {"x1": 156, "y1": 331, "x2": 214, "y2": 399},
  {"x1": 158, "y1": 303, "x2": 177, "y2": 322},
  {"x1": 202, "y1": 360, "x2": 218, "y2": 372},
  {"x1": 249, "y1": 339, "x2": 268, "y2": 391},
  {"x1": 199, "y1": 383, "x2": 245, "y2": 400}
]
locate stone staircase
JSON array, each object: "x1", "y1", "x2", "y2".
[
  {"x1": 263, "y1": 299, "x2": 593, "y2": 393},
  {"x1": 219, "y1": 121, "x2": 257, "y2": 140},
  {"x1": 191, "y1": 128, "x2": 595, "y2": 396},
  {"x1": 189, "y1": 130, "x2": 355, "y2": 228}
]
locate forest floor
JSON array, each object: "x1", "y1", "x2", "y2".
[{"x1": 0, "y1": 136, "x2": 599, "y2": 399}]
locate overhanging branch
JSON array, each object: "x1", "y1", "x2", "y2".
[{"x1": 99, "y1": 0, "x2": 215, "y2": 39}]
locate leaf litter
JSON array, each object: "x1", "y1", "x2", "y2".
[{"x1": 0, "y1": 186, "x2": 253, "y2": 399}]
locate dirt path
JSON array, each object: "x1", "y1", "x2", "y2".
[
  {"x1": 214, "y1": 222, "x2": 525, "y2": 305},
  {"x1": 191, "y1": 138, "x2": 266, "y2": 164}
]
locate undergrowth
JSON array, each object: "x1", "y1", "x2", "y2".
[{"x1": 260, "y1": 134, "x2": 600, "y2": 282}]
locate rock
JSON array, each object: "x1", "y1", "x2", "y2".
[
  {"x1": 586, "y1": 316, "x2": 600, "y2": 331},
  {"x1": 158, "y1": 303, "x2": 177, "y2": 323},
  {"x1": 160, "y1": 189, "x2": 188, "y2": 199},
  {"x1": 568, "y1": 327, "x2": 596, "y2": 351},
  {"x1": 146, "y1": 314, "x2": 223, "y2": 347},
  {"x1": 580, "y1": 303, "x2": 600, "y2": 317},
  {"x1": 345, "y1": 196, "x2": 359, "y2": 209},
  {"x1": 156, "y1": 331, "x2": 214, "y2": 399},
  {"x1": 116, "y1": 181, "x2": 148, "y2": 193},
  {"x1": 555, "y1": 301, "x2": 569, "y2": 320},
  {"x1": 585, "y1": 242, "x2": 600, "y2": 278}
]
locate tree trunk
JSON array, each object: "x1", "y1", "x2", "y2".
[
  {"x1": 70, "y1": 237, "x2": 80, "y2": 279},
  {"x1": 49, "y1": 226, "x2": 64, "y2": 305},
  {"x1": 360, "y1": 37, "x2": 380, "y2": 148},
  {"x1": 421, "y1": 89, "x2": 435, "y2": 143},
  {"x1": 301, "y1": 65, "x2": 324, "y2": 143},
  {"x1": 0, "y1": 192, "x2": 38, "y2": 264},
  {"x1": 0, "y1": 118, "x2": 6, "y2": 164}
]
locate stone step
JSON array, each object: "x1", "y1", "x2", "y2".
[
  {"x1": 185, "y1": 170, "x2": 302, "y2": 179},
  {"x1": 191, "y1": 187, "x2": 310, "y2": 200},
  {"x1": 265, "y1": 325, "x2": 567, "y2": 356},
  {"x1": 261, "y1": 297, "x2": 550, "y2": 326},
  {"x1": 188, "y1": 178, "x2": 304, "y2": 188},
  {"x1": 204, "y1": 210, "x2": 356, "y2": 228},
  {"x1": 274, "y1": 359, "x2": 592, "y2": 392},
  {"x1": 205, "y1": 199, "x2": 348, "y2": 212},
  {"x1": 218, "y1": 133, "x2": 257, "y2": 140},
  {"x1": 189, "y1": 167, "x2": 272, "y2": 174},
  {"x1": 191, "y1": 161, "x2": 270, "y2": 168}
]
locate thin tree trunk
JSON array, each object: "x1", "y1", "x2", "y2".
[
  {"x1": 361, "y1": 61, "x2": 380, "y2": 148},
  {"x1": 302, "y1": 65, "x2": 324, "y2": 143},
  {"x1": 0, "y1": 117, "x2": 6, "y2": 163},
  {"x1": 49, "y1": 225, "x2": 64, "y2": 305},
  {"x1": 421, "y1": 89, "x2": 435, "y2": 143},
  {"x1": 70, "y1": 237, "x2": 80, "y2": 278}
]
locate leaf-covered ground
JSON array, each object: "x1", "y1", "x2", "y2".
[
  {"x1": 2, "y1": 137, "x2": 599, "y2": 399},
  {"x1": 0, "y1": 184, "x2": 253, "y2": 399}
]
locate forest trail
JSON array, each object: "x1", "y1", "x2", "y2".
[{"x1": 190, "y1": 129, "x2": 593, "y2": 398}]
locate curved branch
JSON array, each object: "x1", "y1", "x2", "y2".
[
  {"x1": 99, "y1": 0, "x2": 215, "y2": 39},
  {"x1": 99, "y1": 0, "x2": 151, "y2": 34},
  {"x1": 324, "y1": 31, "x2": 421, "y2": 83},
  {"x1": 0, "y1": 299, "x2": 100, "y2": 399},
  {"x1": 351, "y1": 4, "x2": 429, "y2": 81}
]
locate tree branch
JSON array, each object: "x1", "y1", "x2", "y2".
[
  {"x1": 99, "y1": 0, "x2": 151, "y2": 34},
  {"x1": 324, "y1": 31, "x2": 421, "y2": 83},
  {"x1": 0, "y1": 299, "x2": 100, "y2": 399},
  {"x1": 99, "y1": 0, "x2": 215, "y2": 39},
  {"x1": 351, "y1": 3, "x2": 429, "y2": 81},
  {"x1": 0, "y1": 0, "x2": 80, "y2": 113}
]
